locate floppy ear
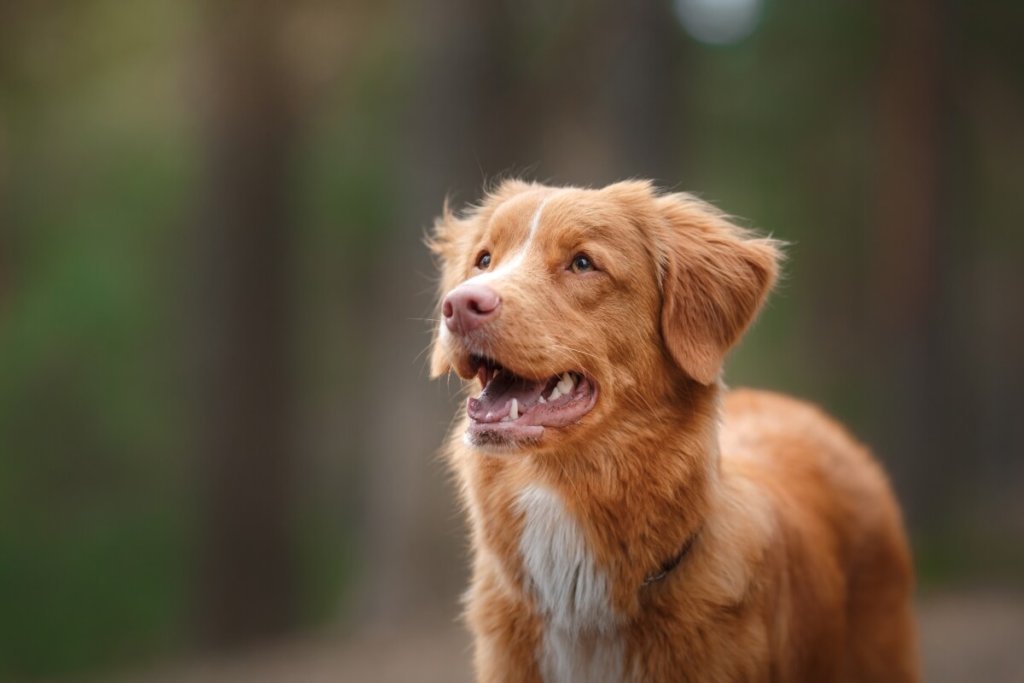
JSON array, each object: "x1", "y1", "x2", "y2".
[
  {"x1": 426, "y1": 204, "x2": 465, "y2": 378},
  {"x1": 425, "y1": 197, "x2": 465, "y2": 262},
  {"x1": 656, "y1": 194, "x2": 781, "y2": 385}
]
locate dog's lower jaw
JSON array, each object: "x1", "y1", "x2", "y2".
[{"x1": 464, "y1": 424, "x2": 544, "y2": 453}]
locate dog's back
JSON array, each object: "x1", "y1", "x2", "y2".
[{"x1": 721, "y1": 389, "x2": 918, "y2": 682}]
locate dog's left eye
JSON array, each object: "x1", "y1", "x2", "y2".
[{"x1": 570, "y1": 253, "x2": 594, "y2": 273}]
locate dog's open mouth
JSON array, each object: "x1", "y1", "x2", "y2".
[{"x1": 465, "y1": 354, "x2": 598, "y2": 445}]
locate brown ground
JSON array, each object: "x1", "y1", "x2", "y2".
[{"x1": 107, "y1": 591, "x2": 1023, "y2": 683}]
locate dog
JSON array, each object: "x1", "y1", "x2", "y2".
[{"x1": 428, "y1": 180, "x2": 918, "y2": 682}]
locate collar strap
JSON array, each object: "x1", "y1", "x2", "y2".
[{"x1": 642, "y1": 529, "x2": 700, "y2": 586}]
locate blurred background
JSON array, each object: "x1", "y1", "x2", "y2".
[{"x1": 1, "y1": 0, "x2": 1023, "y2": 681}]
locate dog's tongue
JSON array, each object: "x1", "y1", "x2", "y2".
[{"x1": 469, "y1": 372, "x2": 546, "y2": 422}]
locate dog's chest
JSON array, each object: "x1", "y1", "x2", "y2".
[{"x1": 516, "y1": 486, "x2": 624, "y2": 683}]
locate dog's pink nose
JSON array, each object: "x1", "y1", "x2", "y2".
[{"x1": 443, "y1": 284, "x2": 501, "y2": 335}]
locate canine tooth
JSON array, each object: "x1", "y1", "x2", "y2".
[
  {"x1": 538, "y1": 395, "x2": 546, "y2": 404},
  {"x1": 509, "y1": 398, "x2": 519, "y2": 420},
  {"x1": 549, "y1": 385, "x2": 561, "y2": 401},
  {"x1": 557, "y1": 373, "x2": 573, "y2": 395}
]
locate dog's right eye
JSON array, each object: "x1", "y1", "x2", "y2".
[
  {"x1": 570, "y1": 253, "x2": 595, "y2": 273},
  {"x1": 476, "y1": 251, "x2": 492, "y2": 269}
]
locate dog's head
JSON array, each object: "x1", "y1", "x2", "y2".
[{"x1": 429, "y1": 180, "x2": 780, "y2": 453}]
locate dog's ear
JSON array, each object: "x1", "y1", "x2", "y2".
[
  {"x1": 656, "y1": 194, "x2": 781, "y2": 385},
  {"x1": 426, "y1": 198, "x2": 467, "y2": 262},
  {"x1": 426, "y1": 204, "x2": 466, "y2": 378}
]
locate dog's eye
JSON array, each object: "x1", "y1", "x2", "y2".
[
  {"x1": 476, "y1": 251, "x2": 492, "y2": 269},
  {"x1": 570, "y1": 253, "x2": 594, "y2": 273}
]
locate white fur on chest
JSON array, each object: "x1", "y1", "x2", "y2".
[{"x1": 516, "y1": 485, "x2": 623, "y2": 683}]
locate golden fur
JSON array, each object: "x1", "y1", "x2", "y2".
[{"x1": 429, "y1": 180, "x2": 919, "y2": 682}]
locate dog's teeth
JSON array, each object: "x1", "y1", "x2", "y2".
[
  {"x1": 549, "y1": 385, "x2": 561, "y2": 401},
  {"x1": 557, "y1": 373, "x2": 573, "y2": 395},
  {"x1": 538, "y1": 395, "x2": 546, "y2": 404},
  {"x1": 509, "y1": 398, "x2": 519, "y2": 420}
]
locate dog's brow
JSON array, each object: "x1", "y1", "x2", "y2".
[{"x1": 461, "y1": 195, "x2": 549, "y2": 287}]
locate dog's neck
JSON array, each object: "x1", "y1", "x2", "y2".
[
  {"x1": 466, "y1": 377, "x2": 722, "y2": 618},
  {"x1": 536, "y1": 379, "x2": 717, "y2": 589}
]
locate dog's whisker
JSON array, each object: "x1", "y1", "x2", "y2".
[{"x1": 412, "y1": 340, "x2": 435, "y2": 366}]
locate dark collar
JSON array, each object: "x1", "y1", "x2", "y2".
[{"x1": 642, "y1": 528, "x2": 700, "y2": 586}]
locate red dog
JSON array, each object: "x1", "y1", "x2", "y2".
[{"x1": 429, "y1": 180, "x2": 918, "y2": 682}]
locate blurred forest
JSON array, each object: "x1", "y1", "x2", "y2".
[{"x1": 1, "y1": 0, "x2": 1022, "y2": 680}]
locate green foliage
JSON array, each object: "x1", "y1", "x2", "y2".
[{"x1": 0, "y1": 7, "x2": 196, "y2": 669}]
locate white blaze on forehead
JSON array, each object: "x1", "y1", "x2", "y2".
[
  {"x1": 461, "y1": 195, "x2": 549, "y2": 288},
  {"x1": 436, "y1": 194, "x2": 550, "y2": 348},
  {"x1": 527, "y1": 195, "x2": 547, "y2": 239}
]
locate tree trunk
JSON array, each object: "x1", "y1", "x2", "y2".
[
  {"x1": 191, "y1": 0, "x2": 299, "y2": 649},
  {"x1": 873, "y1": 0, "x2": 958, "y2": 532}
]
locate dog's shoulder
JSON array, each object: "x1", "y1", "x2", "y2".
[{"x1": 720, "y1": 388, "x2": 884, "y2": 487}]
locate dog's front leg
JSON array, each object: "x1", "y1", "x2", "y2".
[{"x1": 465, "y1": 573, "x2": 544, "y2": 683}]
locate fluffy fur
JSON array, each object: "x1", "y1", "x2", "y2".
[{"x1": 429, "y1": 180, "x2": 919, "y2": 682}]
